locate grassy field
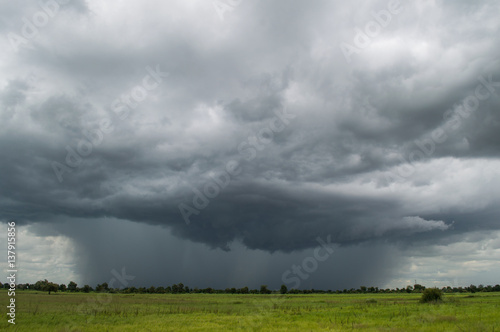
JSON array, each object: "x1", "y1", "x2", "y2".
[{"x1": 2, "y1": 290, "x2": 500, "y2": 331}]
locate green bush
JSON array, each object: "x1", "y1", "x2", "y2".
[{"x1": 420, "y1": 288, "x2": 443, "y2": 303}]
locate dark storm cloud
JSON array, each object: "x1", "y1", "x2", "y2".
[{"x1": 2, "y1": 0, "x2": 500, "y2": 288}]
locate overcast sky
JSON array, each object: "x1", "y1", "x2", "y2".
[{"x1": 1, "y1": 0, "x2": 500, "y2": 290}]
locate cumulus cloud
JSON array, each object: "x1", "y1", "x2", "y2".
[
  {"x1": 377, "y1": 216, "x2": 451, "y2": 236},
  {"x1": 1, "y1": 0, "x2": 500, "y2": 288}
]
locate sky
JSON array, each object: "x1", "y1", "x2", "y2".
[{"x1": 1, "y1": 0, "x2": 500, "y2": 291}]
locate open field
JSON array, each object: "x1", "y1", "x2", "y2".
[{"x1": 2, "y1": 290, "x2": 500, "y2": 331}]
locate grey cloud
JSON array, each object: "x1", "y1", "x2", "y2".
[{"x1": 2, "y1": 0, "x2": 500, "y2": 288}]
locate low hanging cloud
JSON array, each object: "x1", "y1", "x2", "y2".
[
  {"x1": 376, "y1": 216, "x2": 452, "y2": 236},
  {"x1": 1, "y1": 0, "x2": 500, "y2": 288}
]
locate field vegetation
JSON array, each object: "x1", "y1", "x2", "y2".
[{"x1": 2, "y1": 290, "x2": 500, "y2": 331}]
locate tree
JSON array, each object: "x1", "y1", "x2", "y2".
[
  {"x1": 34, "y1": 280, "x2": 47, "y2": 291},
  {"x1": 280, "y1": 284, "x2": 288, "y2": 294},
  {"x1": 68, "y1": 281, "x2": 78, "y2": 292},
  {"x1": 82, "y1": 285, "x2": 92, "y2": 293},
  {"x1": 468, "y1": 284, "x2": 477, "y2": 293},
  {"x1": 172, "y1": 283, "x2": 184, "y2": 294},
  {"x1": 413, "y1": 284, "x2": 425, "y2": 292},
  {"x1": 96, "y1": 282, "x2": 110, "y2": 292},
  {"x1": 44, "y1": 282, "x2": 59, "y2": 295},
  {"x1": 260, "y1": 285, "x2": 271, "y2": 294},
  {"x1": 125, "y1": 286, "x2": 137, "y2": 293},
  {"x1": 59, "y1": 284, "x2": 67, "y2": 292},
  {"x1": 420, "y1": 288, "x2": 443, "y2": 303}
]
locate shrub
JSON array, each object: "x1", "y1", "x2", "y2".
[{"x1": 420, "y1": 288, "x2": 443, "y2": 303}]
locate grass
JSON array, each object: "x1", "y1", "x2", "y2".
[{"x1": 2, "y1": 290, "x2": 500, "y2": 331}]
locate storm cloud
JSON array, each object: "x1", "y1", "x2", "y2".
[{"x1": 1, "y1": 0, "x2": 500, "y2": 289}]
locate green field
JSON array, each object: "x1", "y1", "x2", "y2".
[{"x1": 2, "y1": 290, "x2": 500, "y2": 331}]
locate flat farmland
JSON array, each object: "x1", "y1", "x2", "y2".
[{"x1": 2, "y1": 291, "x2": 500, "y2": 331}]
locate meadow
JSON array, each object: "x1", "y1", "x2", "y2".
[{"x1": 2, "y1": 290, "x2": 499, "y2": 331}]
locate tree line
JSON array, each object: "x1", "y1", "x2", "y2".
[{"x1": 2, "y1": 280, "x2": 500, "y2": 295}]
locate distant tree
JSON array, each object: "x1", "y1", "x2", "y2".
[
  {"x1": 172, "y1": 283, "x2": 184, "y2": 294},
  {"x1": 260, "y1": 285, "x2": 271, "y2": 294},
  {"x1": 44, "y1": 282, "x2": 59, "y2": 295},
  {"x1": 34, "y1": 280, "x2": 46, "y2": 291},
  {"x1": 125, "y1": 286, "x2": 137, "y2": 293},
  {"x1": 420, "y1": 288, "x2": 443, "y2": 303},
  {"x1": 68, "y1": 281, "x2": 78, "y2": 292},
  {"x1": 59, "y1": 284, "x2": 67, "y2": 292},
  {"x1": 96, "y1": 282, "x2": 110, "y2": 292},
  {"x1": 406, "y1": 285, "x2": 414, "y2": 293},
  {"x1": 82, "y1": 285, "x2": 92, "y2": 293},
  {"x1": 359, "y1": 286, "x2": 367, "y2": 293},
  {"x1": 280, "y1": 284, "x2": 288, "y2": 294},
  {"x1": 413, "y1": 284, "x2": 425, "y2": 292},
  {"x1": 240, "y1": 286, "x2": 249, "y2": 294},
  {"x1": 34, "y1": 279, "x2": 57, "y2": 294}
]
